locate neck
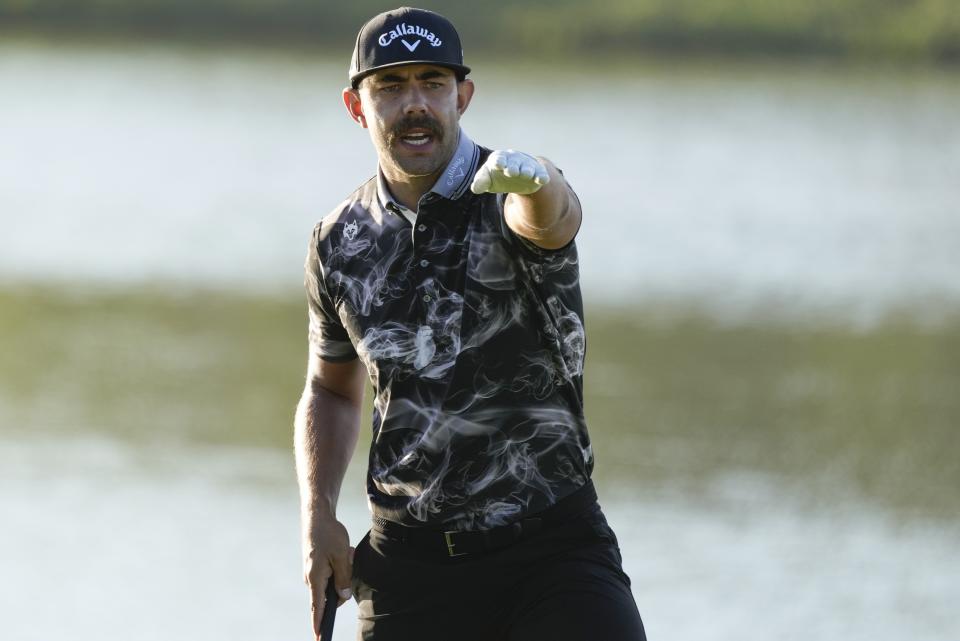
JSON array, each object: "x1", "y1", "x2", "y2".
[{"x1": 380, "y1": 166, "x2": 442, "y2": 211}]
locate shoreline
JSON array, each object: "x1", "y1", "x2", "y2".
[
  {"x1": 2, "y1": 282, "x2": 957, "y2": 518},
  {"x1": 1, "y1": 20, "x2": 958, "y2": 70}
]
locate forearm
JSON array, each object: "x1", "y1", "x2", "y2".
[
  {"x1": 504, "y1": 158, "x2": 582, "y2": 249},
  {"x1": 294, "y1": 356, "x2": 365, "y2": 635},
  {"x1": 294, "y1": 378, "x2": 363, "y2": 521}
]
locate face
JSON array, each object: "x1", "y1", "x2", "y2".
[{"x1": 343, "y1": 64, "x2": 475, "y2": 180}]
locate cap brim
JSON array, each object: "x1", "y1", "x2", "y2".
[{"x1": 350, "y1": 61, "x2": 471, "y2": 88}]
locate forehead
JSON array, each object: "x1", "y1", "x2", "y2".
[{"x1": 367, "y1": 64, "x2": 455, "y2": 83}]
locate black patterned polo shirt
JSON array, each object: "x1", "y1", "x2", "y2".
[{"x1": 304, "y1": 129, "x2": 592, "y2": 530}]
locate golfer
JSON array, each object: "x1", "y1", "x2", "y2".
[{"x1": 295, "y1": 7, "x2": 646, "y2": 640}]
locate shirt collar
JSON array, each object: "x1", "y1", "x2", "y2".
[{"x1": 376, "y1": 128, "x2": 480, "y2": 216}]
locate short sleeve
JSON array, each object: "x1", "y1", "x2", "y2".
[{"x1": 304, "y1": 227, "x2": 357, "y2": 362}]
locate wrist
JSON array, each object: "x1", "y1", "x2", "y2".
[{"x1": 300, "y1": 492, "x2": 338, "y2": 521}]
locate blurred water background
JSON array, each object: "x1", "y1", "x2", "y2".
[{"x1": 1, "y1": 2, "x2": 959, "y2": 640}]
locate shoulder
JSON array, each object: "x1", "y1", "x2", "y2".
[{"x1": 311, "y1": 177, "x2": 378, "y2": 245}]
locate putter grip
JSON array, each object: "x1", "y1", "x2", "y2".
[{"x1": 320, "y1": 579, "x2": 337, "y2": 639}]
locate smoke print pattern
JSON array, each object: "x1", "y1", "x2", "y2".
[{"x1": 312, "y1": 184, "x2": 591, "y2": 530}]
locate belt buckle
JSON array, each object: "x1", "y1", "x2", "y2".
[{"x1": 443, "y1": 530, "x2": 468, "y2": 558}]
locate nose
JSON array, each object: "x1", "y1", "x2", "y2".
[{"x1": 403, "y1": 86, "x2": 428, "y2": 115}]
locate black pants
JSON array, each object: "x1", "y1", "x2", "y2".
[{"x1": 351, "y1": 504, "x2": 647, "y2": 641}]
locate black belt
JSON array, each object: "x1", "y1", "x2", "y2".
[{"x1": 371, "y1": 481, "x2": 597, "y2": 559}]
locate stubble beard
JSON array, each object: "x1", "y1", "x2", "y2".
[{"x1": 380, "y1": 114, "x2": 457, "y2": 178}]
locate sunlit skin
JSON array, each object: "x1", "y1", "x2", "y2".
[
  {"x1": 341, "y1": 64, "x2": 581, "y2": 249},
  {"x1": 343, "y1": 64, "x2": 473, "y2": 210}
]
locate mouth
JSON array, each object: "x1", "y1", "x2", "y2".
[
  {"x1": 398, "y1": 128, "x2": 435, "y2": 149},
  {"x1": 390, "y1": 117, "x2": 443, "y2": 153}
]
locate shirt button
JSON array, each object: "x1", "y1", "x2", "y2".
[
  {"x1": 420, "y1": 259, "x2": 429, "y2": 268},
  {"x1": 417, "y1": 224, "x2": 427, "y2": 232},
  {"x1": 423, "y1": 294, "x2": 432, "y2": 303}
]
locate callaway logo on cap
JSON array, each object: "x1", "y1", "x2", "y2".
[{"x1": 349, "y1": 7, "x2": 470, "y2": 88}]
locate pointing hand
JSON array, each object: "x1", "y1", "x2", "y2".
[{"x1": 470, "y1": 150, "x2": 550, "y2": 196}]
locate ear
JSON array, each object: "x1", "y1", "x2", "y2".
[
  {"x1": 456, "y1": 79, "x2": 475, "y2": 117},
  {"x1": 342, "y1": 87, "x2": 368, "y2": 128}
]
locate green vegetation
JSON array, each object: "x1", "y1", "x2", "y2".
[
  {"x1": 2, "y1": 284, "x2": 958, "y2": 518},
  {"x1": 0, "y1": 0, "x2": 958, "y2": 63}
]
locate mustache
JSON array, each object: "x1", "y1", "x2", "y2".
[{"x1": 388, "y1": 115, "x2": 444, "y2": 143}]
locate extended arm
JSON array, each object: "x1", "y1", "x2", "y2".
[
  {"x1": 471, "y1": 150, "x2": 582, "y2": 250},
  {"x1": 294, "y1": 350, "x2": 366, "y2": 640}
]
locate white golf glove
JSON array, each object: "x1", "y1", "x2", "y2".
[{"x1": 470, "y1": 149, "x2": 550, "y2": 195}]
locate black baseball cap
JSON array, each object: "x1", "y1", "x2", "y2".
[{"x1": 349, "y1": 7, "x2": 470, "y2": 89}]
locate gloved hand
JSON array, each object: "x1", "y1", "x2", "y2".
[{"x1": 470, "y1": 149, "x2": 550, "y2": 195}]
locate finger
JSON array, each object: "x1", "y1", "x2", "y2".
[
  {"x1": 331, "y1": 549, "x2": 354, "y2": 605},
  {"x1": 518, "y1": 160, "x2": 537, "y2": 180},
  {"x1": 503, "y1": 152, "x2": 524, "y2": 178},
  {"x1": 470, "y1": 166, "x2": 492, "y2": 194},
  {"x1": 491, "y1": 150, "x2": 508, "y2": 170},
  {"x1": 534, "y1": 166, "x2": 550, "y2": 185}
]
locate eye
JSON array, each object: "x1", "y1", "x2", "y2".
[
  {"x1": 380, "y1": 84, "x2": 401, "y2": 93},
  {"x1": 425, "y1": 81, "x2": 443, "y2": 89}
]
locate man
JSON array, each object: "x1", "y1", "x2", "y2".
[{"x1": 295, "y1": 7, "x2": 645, "y2": 641}]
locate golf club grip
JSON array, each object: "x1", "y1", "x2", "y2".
[{"x1": 320, "y1": 579, "x2": 337, "y2": 639}]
